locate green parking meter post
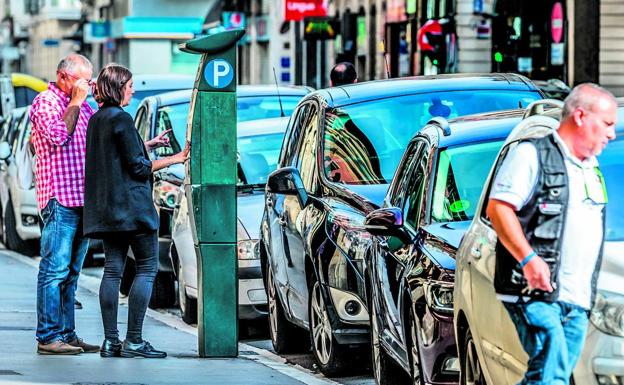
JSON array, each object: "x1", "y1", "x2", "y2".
[{"x1": 179, "y1": 28, "x2": 245, "y2": 358}]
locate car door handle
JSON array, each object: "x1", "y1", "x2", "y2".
[{"x1": 470, "y1": 247, "x2": 482, "y2": 259}]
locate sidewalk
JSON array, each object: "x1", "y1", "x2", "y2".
[{"x1": 0, "y1": 249, "x2": 332, "y2": 385}]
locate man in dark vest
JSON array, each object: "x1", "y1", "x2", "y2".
[{"x1": 487, "y1": 83, "x2": 617, "y2": 385}]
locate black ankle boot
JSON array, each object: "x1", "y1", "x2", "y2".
[
  {"x1": 120, "y1": 340, "x2": 166, "y2": 359},
  {"x1": 100, "y1": 338, "x2": 122, "y2": 357}
]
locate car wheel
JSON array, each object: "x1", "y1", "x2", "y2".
[
  {"x1": 149, "y1": 272, "x2": 176, "y2": 309},
  {"x1": 370, "y1": 291, "x2": 410, "y2": 385},
  {"x1": 4, "y1": 201, "x2": 38, "y2": 256},
  {"x1": 462, "y1": 328, "x2": 486, "y2": 385},
  {"x1": 309, "y1": 278, "x2": 350, "y2": 376},
  {"x1": 177, "y1": 255, "x2": 197, "y2": 324},
  {"x1": 267, "y1": 263, "x2": 308, "y2": 354}
]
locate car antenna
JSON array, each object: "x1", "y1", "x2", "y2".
[
  {"x1": 273, "y1": 67, "x2": 285, "y2": 117},
  {"x1": 382, "y1": 40, "x2": 391, "y2": 79}
]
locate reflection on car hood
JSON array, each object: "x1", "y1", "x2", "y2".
[
  {"x1": 598, "y1": 241, "x2": 624, "y2": 294},
  {"x1": 421, "y1": 221, "x2": 472, "y2": 271},
  {"x1": 237, "y1": 192, "x2": 265, "y2": 240}
]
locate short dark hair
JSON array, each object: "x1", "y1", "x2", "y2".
[
  {"x1": 330, "y1": 62, "x2": 357, "y2": 86},
  {"x1": 95, "y1": 64, "x2": 132, "y2": 106}
]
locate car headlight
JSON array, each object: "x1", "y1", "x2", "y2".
[
  {"x1": 591, "y1": 290, "x2": 624, "y2": 337},
  {"x1": 237, "y1": 239, "x2": 260, "y2": 260},
  {"x1": 423, "y1": 280, "x2": 454, "y2": 315}
]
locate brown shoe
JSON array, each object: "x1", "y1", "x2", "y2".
[
  {"x1": 37, "y1": 341, "x2": 83, "y2": 355},
  {"x1": 67, "y1": 337, "x2": 100, "y2": 353}
]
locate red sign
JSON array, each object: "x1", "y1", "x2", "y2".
[
  {"x1": 285, "y1": 0, "x2": 327, "y2": 22},
  {"x1": 551, "y1": 2, "x2": 564, "y2": 44}
]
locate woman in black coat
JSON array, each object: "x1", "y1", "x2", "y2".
[{"x1": 84, "y1": 64, "x2": 188, "y2": 358}]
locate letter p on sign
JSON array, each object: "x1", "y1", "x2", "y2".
[{"x1": 205, "y1": 59, "x2": 234, "y2": 89}]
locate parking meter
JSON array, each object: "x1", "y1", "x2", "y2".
[{"x1": 179, "y1": 29, "x2": 245, "y2": 358}]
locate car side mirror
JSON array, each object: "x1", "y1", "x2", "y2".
[
  {"x1": 267, "y1": 166, "x2": 310, "y2": 208},
  {"x1": 365, "y1": 207, "x2": 412, "y2": 245},
  {"x1": 0, "y1": 141, "x2": 10, "y2": 161}
]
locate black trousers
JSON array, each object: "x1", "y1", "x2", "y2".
[{"x1": 99, "y1": 231, "x2": 158, "y2": 342}]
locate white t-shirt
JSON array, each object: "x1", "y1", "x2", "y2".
[{"x1": 490, "y1": 132, "x2": 605, "y2": 309}]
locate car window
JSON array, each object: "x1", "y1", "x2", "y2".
[
  {"x1": 237, "y1": 95, "x2": 304, "y2": 122},
  {"x1": 296, "y1": 104, "x2": 319, "y2": 193},
  {"x1": 135, "y1": 106, "x2": 150, "y2": 140},
  {"x1": 479, "y1": 142, "x2": 517, "y2": 223},
  {"x1": 432, "y1": 140, "x2": 504, "y2": 223},
  {"x1": 598, "y1": 134, "x2": 624, "y2": 241},
  {"x1": 280, "y1": 104, "x2": 309, "y2": 167},
  {"x1": 403, "y1": 142, "x2": 429, "y2": 229},
  {"x1": 238, "y1": 132, "x2": 286, "y2": 186},
  {"x1": 387, "y1": 141, "x2": 422, "y2": 208},
  {"x1": 154, "y1": 103, "x2": 188, "y2": 157},
  {"x1": 322, "y1": 90, "x2": 540, "y2": 185}
]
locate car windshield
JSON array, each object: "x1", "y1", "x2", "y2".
[
  {"x1": 598, "y1": 135, "x2": 624, "y2": 241},
  {"x1": 237, "y1": 96, "x2": 303, "y2": 122},
  {"x1": 323, "y1": 90, "x2": 541, "y2": 185},
  {"x1": 238, "y1": 132, "x2": 285, "y2": 186},
  {"x1": 432, "y1": 140, "x2": 504, "y2": 222}
]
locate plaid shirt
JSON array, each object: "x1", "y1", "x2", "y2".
[{"x1": 30, "y1": 83, "x2": 94, "y2": 210}]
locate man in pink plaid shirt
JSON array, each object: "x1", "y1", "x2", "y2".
[{"x1": 30, "y1": 54, "x2": 99, "y2": 355}]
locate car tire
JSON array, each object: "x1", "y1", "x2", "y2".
[
  {"x1": 177, "y1": 255, "x2": 197, "y2": 324},
  {"x1": 309, "y1": 277, "x2": 350, "y2": 377},
  {"x1": 149, "y1": 272, "x2": 176, "y2": 309},
  {"x1": 461, "y1": 328, "x2": 486, "y2": 385},
  {"x1": 4, "y1": 201, "x2": 38, "y2": 257},
  {"x1": 267, "y1": 263, "x2": 309, "y2": 354},
  {"x1": 370, "y1": 291, "x2": 410, "y2": 385},
  {"x1": 120, "y1": 257, "x2": 135, "y2": 296}
]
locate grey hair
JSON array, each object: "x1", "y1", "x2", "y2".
[
  {"x1": 561, "y1": 83, "x2": 616, "y2": 120},
  {"x1": 57, "y1": 53, "x2": 93, "y2": 74}
]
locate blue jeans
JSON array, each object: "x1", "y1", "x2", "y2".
[
  {"x1": 36, "y1": 199, "x2": 89, "y2": 344},
  {"x1": 504, "y1": 300, "x2": 589, "y2": 385}
]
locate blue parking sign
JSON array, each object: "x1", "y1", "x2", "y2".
[{"x1": 204, "y1": 59, "x2": 234, "y2": 89}]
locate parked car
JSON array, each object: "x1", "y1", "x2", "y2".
[
  {"x1": 363, "y1": 107, "x2": 543, "y2": 385},
  {"x1": 124, "y1": 85, "x2": 312, "y2": 309},
  {"x1": 454, "y1": 100, "x2": 624, "y2": 385},
  {"x1": 0, "y1": 106, "x2": 39, "y2": 255},
  {"x1": 86, "y1": 73, "x2": 196, "y2": 118},
  {"x1": 532, "y1": 79, "x2": 571, "y2": 100},
  {"x1": 261, "y1": 74, "x2": 544, "y2": 376},
  {"x1": 170, "y1": 116, "x2": 290, "y2": 325}
]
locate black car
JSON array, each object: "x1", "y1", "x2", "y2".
[
  {"x1": 364, "y1": 109, "x2": 534, "y2": 385},
  {"x1": 261, "y1": 74, "x2": 544, "y2": 375}
]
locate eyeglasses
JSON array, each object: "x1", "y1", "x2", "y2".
[{"x1": 59, "y1": 71, "x2": 94, "y2": 87}]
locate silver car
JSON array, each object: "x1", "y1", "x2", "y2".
[
  {"x1": 171, "y1": 117, "x2": 290, "y2": 324},
  {"x1": 454, "y1": 100, "x2": 624, "y2": 385}
]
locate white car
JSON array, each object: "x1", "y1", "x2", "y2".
[
  {"x1": 454, "y1": 100, "x2": 624, "y2": 385},
  {"x1": 171, "y1": 117, "x2": 289, "y2": 324},
  {"x1": 0, "y1": 106, "x2": 40, "y2": 256}
]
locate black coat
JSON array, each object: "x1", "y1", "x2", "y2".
[{"x1": 83, "y1": 104, "x2": 158, "y2": 238}]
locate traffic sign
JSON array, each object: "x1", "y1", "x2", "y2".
[{"x1": 204, "y1": 59, "x2": 234, "y2": 89}]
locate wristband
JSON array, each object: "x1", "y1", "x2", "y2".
[{"x1": 520, "y1": 251, "x2": 537, "y2": 268}]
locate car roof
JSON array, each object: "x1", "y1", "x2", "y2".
[
  {"x1": 429, "y1": 97, "x2": 624, "y2": 148},
  {"x1": 311, "y1": 73, "x2": 539, "y2": 108},
  {"x1": 237, "y1": 116, "x2": 290, "y2": 137},
  {"x1": 150, "y1": 84, "x2": 312, "y2": 106},
  {"x1": 129, "y1": 74, "x2": 195, "y2": 92}
]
